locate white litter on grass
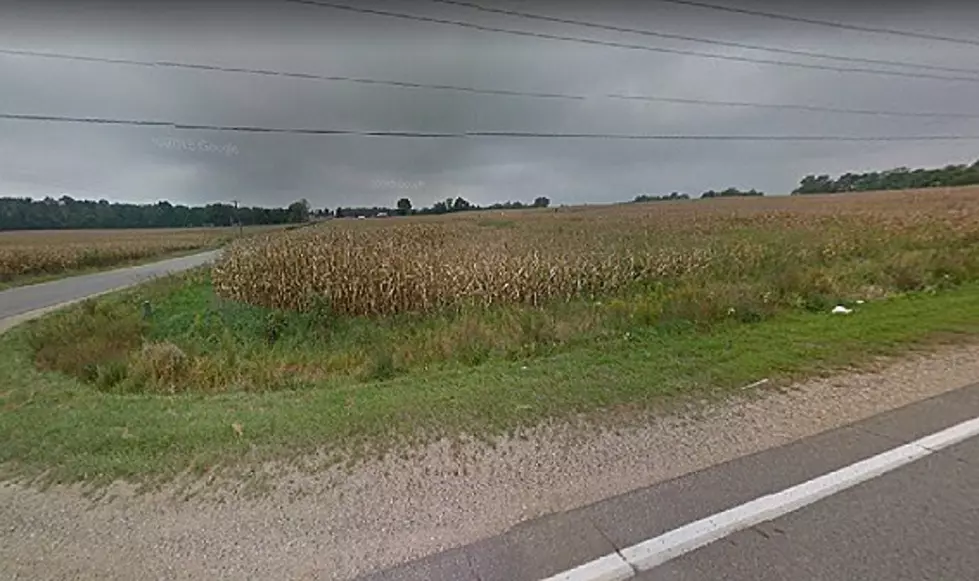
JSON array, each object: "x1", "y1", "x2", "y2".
[
  {"x1": 831, "y1": 305, "x2": 853, "y2": 315},
  {"x1": 741, "y1": 378, "x2": 770, "y2": 391},
  {"x1": 856, "y1": 300, "x2": 866, "y2": 304}
]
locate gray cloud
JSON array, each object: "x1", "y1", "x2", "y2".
[{"x1": 1, "y1": 0, "x2": 978, "y2": 209}]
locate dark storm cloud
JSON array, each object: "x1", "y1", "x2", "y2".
[{"x1": 1, "y1": 0, "x2": 978, "y2": 208}]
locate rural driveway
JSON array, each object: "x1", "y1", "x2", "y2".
[{"x1": 0, "y1": 250, "x2": 221, "y2": 332}]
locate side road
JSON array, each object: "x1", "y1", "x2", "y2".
[{"x1": 0, "y1": 250, "x2": 220, "y2": 333}]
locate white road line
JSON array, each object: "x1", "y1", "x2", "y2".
[
  {"x1": 540, "y1": 415, "x2": 979, "y2": 581},
  {"x1": 541, "y1": 553, "x2": 634, "y2": 581}
]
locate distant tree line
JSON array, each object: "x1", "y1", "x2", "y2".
[
  {"x1": 792, "y1": 159, "x2": 979, "y2": 195},
  {"x1": 632, "y1": 192, "x2": 691, "y2": 203},
  {"x1": 0, "y1": 196, "x2": 311, "y2": 230},
  {"x1": 333, "y1": 195, "x2": 551, "y2": 218},
  {"x1": 699, "y1": 188, "x2": 763, "y2": 199},
  {"x1": 630, "y1": 189, "x2": 764, "y2": 203}
]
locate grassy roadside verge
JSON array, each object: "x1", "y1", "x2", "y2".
[{"x1": 3, "y1": 277, "x2": 979, "y2": 487}]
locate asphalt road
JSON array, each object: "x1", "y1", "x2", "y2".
[
  {"x1": 356, "y1": 382, "x2": 979, "y2": 581},
  {"x1": 641, "y1": 436, "x2": 979, "y2": 580},
  {"x1": 0, "y1": 250, "x2": 220, "y2": 330}
]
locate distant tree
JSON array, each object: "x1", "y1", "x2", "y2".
[
  {"x1": 793, "y1": 159, "x2": 979, "y2": 194},
  {"x1": 396, "y1": 197, "x2": 413, "y2": 216},
  {"x1": 0, "y1": 196, "x2": 303, "y2": 230},
  {"x1": 700, "y1": 188, "x2": 763, "y2": 199},
  {"x1": 452, "y1": 196, "x2": 473, "y2": 212},
  {"x1": 633, "y1": 192, "x2": 690, "y2": 203},
  {"x1": 287, "y1": 199, "x2": 311, "y2": 223},
  {"x1": 409, "y1": 196, "x2": 564, "y2": 215}
]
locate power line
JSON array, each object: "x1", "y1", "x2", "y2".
[
  {"x1": 650, "y1": 0, "x2": 979, "y2": 47},
  {"x1": 0, "y1": 48, "x2": 584, "y2": 101},
  {"x1": 603, "y1": 94, "x2": 979, "y2": 119},
  {"x1": 3, "y1": 47, "x2": 978, "y2": 119},
  {"x1": 421, "y1": 0, "x2": 979, "y2": 76},
  {"x1": 6, "y1": 49, "x2": 975, "y2": 121},
  {"x1": 283, "y1": 0, "x2": 979, "y2": 84},
  {"x1": 5, "y1": 112, "x2": 979, "y2": 141}
]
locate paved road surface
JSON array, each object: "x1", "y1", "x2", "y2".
[
  {"x1": 640, "y1": 437, "x2": 979, "y2": 580},
  {"x1": 356, "y1": 382, "x2": 979, "y2": 581},
  {"x1": 0, "y1": 250, "x2": 220, "y2": 331}
]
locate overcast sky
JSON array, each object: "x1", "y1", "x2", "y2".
[{"x1": 1, "y1": 0, "x2": 978, "y2": 209}]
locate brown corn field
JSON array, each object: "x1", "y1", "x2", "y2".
[
  {"x1": 213, "y1": 188, "x2": 979, "y2": 317},
  {"x1": 0, "y1": 227, "x2": 256, "y2": 282}
]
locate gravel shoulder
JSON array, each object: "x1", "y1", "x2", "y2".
[{"x1": 3, "y1": 343, "x2": 979, "y2": 581}]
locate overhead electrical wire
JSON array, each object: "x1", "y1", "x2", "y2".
[
  {"x1": 419, "y1": 0, "x2": 979, "y2": 75},
  {"x1": 649, "y1": 0, "x2": 979, "y2": 47},
  {"x1": 602, "y1": 94, "x2": 979, "y2": 119},
  {"x1": 4, "y1": 112, "x2": 979, "y2": 141},
  {"x1": 4, "y1": 48, "x2": 976, "y2": 119},
  {"x1": 3, "y1": 3, "x2": 977, "y2": 138},
  {"x1": 282, "y1": 0, "x2": 979, "y2": 84},
  {"x1": 0, "y1": 47, "x2": 584, "y2": 100}
]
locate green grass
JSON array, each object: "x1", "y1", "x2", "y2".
[{"x1": 3, "y1": 271, "x2": 979, "y2": 487}]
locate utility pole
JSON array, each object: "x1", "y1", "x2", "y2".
[{"x1": 232, "y1": 199, "x2": 242, "y2": 237}]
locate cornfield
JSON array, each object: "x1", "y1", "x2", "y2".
[
  {"x1": 213, "y1": 188, "x2": 979, "y2": 317},
  {"x1": 1, "y1": 228, "x2": 235, "y2": 281}
]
